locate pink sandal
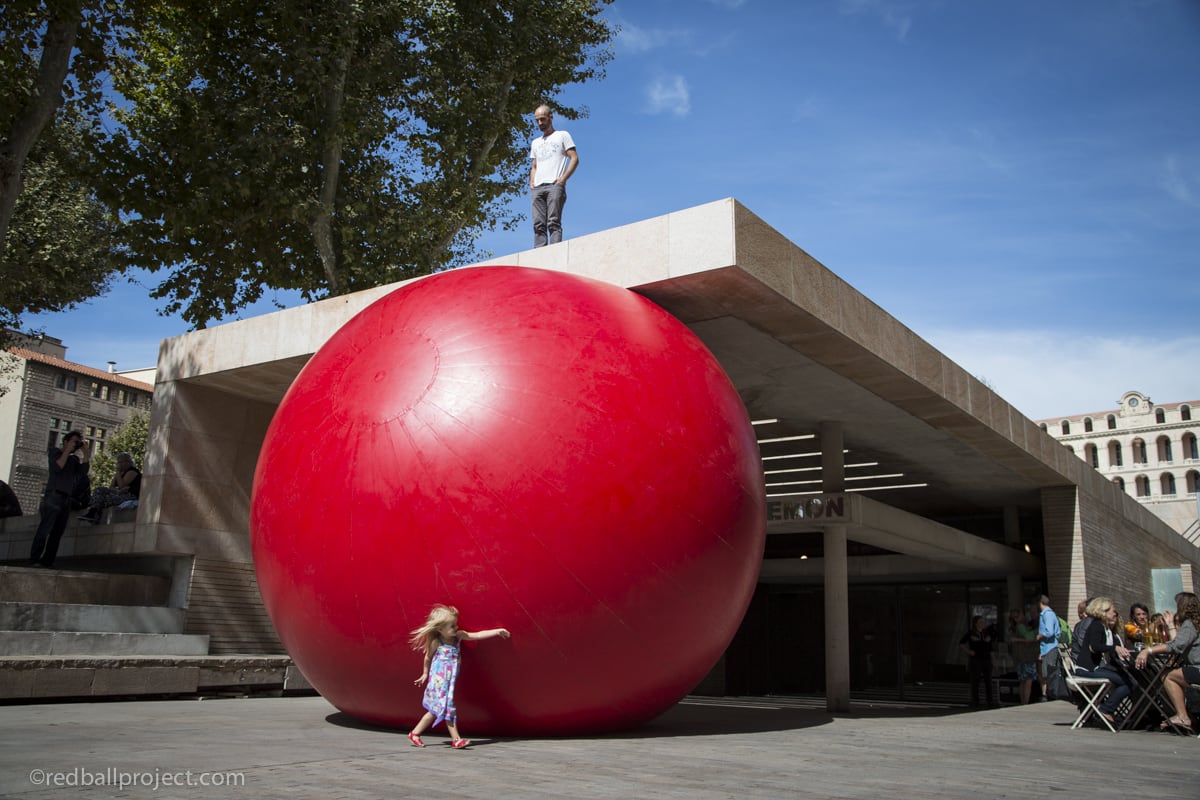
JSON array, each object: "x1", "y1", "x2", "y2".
[
  {"x1": 451, "y1": 738, "x2": 471, "y2": 749},
  {"x1": 407, "y1": 732, "x2": 425, "y2": 748}
]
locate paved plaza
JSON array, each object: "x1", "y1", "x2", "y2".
[{"x1": 0, "y1": 694, "x2": 1195, "y2": 799}]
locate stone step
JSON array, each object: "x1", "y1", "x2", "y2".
[
  {"x1": 0, "y1": 565, "x2": 170, "y2": 606},
  {"x1": 0, "y1": 508, "x2": 139, "y2": 561},
  {"x1": 0, "y1": 654, "x2": 313, "y2": 701},
  {"x1": 0, "y1": 631, "x2": 210, "y2": 657},
  {"x1": 0, "y1": 601, "x2": 185, "y2": 634}
]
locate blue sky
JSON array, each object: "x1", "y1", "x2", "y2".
[{"x1": 23, "y1": 0, "x2": 1200, "y2": 420}]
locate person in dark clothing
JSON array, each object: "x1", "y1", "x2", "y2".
[
  {"x1": 29, "y1": 431, "x2": 90, "y2": 567},
  {"x1": 1072, "y1": 596, "x2": 1135, "y2": 726},
  {"x1": 959, "y1": 615, "x2": 997, "y2": 708},
  {"x1": 0, "y1": 479, "x2": 22, "y2": 518}
]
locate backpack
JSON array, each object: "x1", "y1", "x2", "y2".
[
  {"x1": 1056, "y1": 616, "x2": 1071, "y2": 646},
  {"x1": 1046, "y1": 653, "x2": 1071, "y2": 701}
]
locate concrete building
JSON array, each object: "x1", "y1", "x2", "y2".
[
  {"x1": 0, "y1": 333, "x2": 154, "y2": 513},
  {"x1": 2, "y1": 200, "x2": 1198, "y2": 707},
  {"x1": 1036, "y1": 392, "x2": 1200, "y2": 543}
]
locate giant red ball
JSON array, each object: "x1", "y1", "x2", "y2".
[{"x1": 250, "y1": 266, "x2": 765, "y2": 735}]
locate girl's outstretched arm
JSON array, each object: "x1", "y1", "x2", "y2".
[{"x1": 462, "y1": 628, "x2": 510, "y2": 641}]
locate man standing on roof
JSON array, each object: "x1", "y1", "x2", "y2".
[{"x1": 529, "y1": 104, "x2": 579, "y2": 248}]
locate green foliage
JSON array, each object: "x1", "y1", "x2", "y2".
[
  {"x1": 102, "y1": 0, "x2": 614, "y2": 328},
  {"x1": 89, "y1": 410, "x2": 149, "y2": 488},
  {"x1": 2, "y1": 0, "x2": 614, "y2": 332},
  {"x1": 1, "y1": 0, "x2": 133, "y2": 332},
  {"x1": 1, "y1": 108, "x2": 125, "y2": 330}
]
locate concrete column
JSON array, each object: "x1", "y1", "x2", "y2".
[
  {"x1": 820, "y1": 422, "x2": 850, "y2": 712},
  {"x1": 1003, "y1": 506, "x2": 1023, "y2": 616}
]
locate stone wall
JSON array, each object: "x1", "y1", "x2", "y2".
[{"x1": 9, "y1": 359, "x2": 153, "y2": 514}]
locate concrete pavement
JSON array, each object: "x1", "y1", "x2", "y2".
[{"x1": 0, "y1": 694, "x2": 1195, "y2": 799}]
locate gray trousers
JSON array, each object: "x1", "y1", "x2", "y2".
[{"x1": 531, "y1": 183, "x2": 567, "y2": 247}]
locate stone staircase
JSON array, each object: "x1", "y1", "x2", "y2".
[{"x1": 0, "y1": 511, "x2": 311, "y2": 701}]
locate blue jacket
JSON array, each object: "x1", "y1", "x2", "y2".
[{"x1": 1038, "y1": 607, "x2": 1060, "y2": 657}]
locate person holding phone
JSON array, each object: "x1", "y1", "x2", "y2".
[{"x1": 29, "y1": 430, "x2": 90, "y2": 567}]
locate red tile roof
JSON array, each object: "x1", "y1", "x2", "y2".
[{"x1": 7, "y1": 347, "x2": 154, "y2": 392}]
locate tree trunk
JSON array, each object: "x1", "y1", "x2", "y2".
[
  {"x1": 0, "y1": 2, "x2": 83, "y2": 259},
  {"x1": 306, "y1": 5, "x2": 361, "y2": 297}
]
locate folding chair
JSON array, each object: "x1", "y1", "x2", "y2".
[{"x1": 1058, "y1": 644, "x2": 1117, "y2": 732}]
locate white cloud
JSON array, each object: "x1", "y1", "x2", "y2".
[
  {"x1": 921, "y1": 328, "x2": 1200, "y2": 421},
  {"x1": 646, "y1": 75, "x2": 691, "y2": 116},
  {"x1": 1161, "y1": 154, "x2": 1196, "y2": 206},
  {"x1": 616, "y1": 22, "x2": 689, "y2": 54},
  {"x1": 838, "y1": 0, "x2": 913, "y2": 41}
]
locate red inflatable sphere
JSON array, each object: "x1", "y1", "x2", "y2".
[{"x1": 250, "y1": 266, "x2": 764, "y2": 735}]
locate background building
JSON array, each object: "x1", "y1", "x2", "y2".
[
  {"x1": 0, "y1": 332, "x2": 154, "y2": 513},
  {"x1": 1038, "y1": 390, "x2": 1200, "y2": 543}
]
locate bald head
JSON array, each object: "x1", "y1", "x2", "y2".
[{"x1": 534, "y1": 105, "x2": 554, "y2": 135}]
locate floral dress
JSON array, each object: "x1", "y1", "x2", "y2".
[{"x1": 422, "y1": 639, "x2": 461, "y2": 726}]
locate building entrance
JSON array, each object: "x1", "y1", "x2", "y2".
[{"x1": 725, "y1": 580, "x2": 1011, "y2": 701}]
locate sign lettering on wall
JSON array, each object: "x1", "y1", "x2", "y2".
[{"x1": 765, "y1": 494, "x2": 846, "y2": 522}]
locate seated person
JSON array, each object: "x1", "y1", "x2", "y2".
[
  {"x1": 78, "y1": 453, "x2": 141, "y2": 524},
  {"x1": 0, "y1": 479, "x2": 22, "y2": 518},
  {"x1": 1072, "y1": 596, "x2": 1134, "y2": 726},
  {"x1": 1124, "y1": 602, "x2": 1151, "y2": 648},
  {"x1": 1148, "y1": 612, "x2": 1170, "y2": 644},
  {"x1": 1134, "y1": 592, "x2": 1200, "y2": 732}
]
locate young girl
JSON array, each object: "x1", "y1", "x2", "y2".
[{"x1": 407, "y1": 604, "x2": 510, "y2": 749}]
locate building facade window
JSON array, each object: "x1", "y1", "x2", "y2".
[
  {"x1": 1061, "y1": 420, "x2": 1071, "y2": 435},
  {"x1": 1085, "y1": 443, "x2": 1099, "y2": 468},
  {"x1": 1182, "y1": 405, "x2": 1192, "y2": 422},
  {"x1": 1107, "y1": 414, "x2": 1117, "y2": 430},
  {"x1": 1113, "y1": 477, "x2": 1125, "y2": 491},
  {"x1": 1157, "y1": 436, "x2": 1173, "y2": 463},
  {"x1": 46, "y1": 418, "x2": 74, "y2": 449},
  {"x1": 1161, "y1": 473, "x2": 1176, "y2": 496},
  {"x1": 84, "y1": 426, "x2": 106, "y2": 453},
  {"x1": 1135, "y1": 476, "x2": 1151, "y2": 497},
  {"x1": 1108, "y1": 441, "x2": 1123, "y2": 468},
  {"x1": 1184, "y1": 432, "x2": 1198, "y2": 461},
  {"x1": 1155, "y1": 408, "x2": 1166, "y2": 424},
  {"x1": 54, "y1": 373, "x2": 77, "y2": 392},
  {"x1": 1132, "y1": 439, "x2": 1147, "y2": 464},
  {"x1": 1187, "y1": 470, "x2": 1199, "y2": 494},
  {"x1": 1084, "y1": 417, "x2": 1094, "y2": 432}
]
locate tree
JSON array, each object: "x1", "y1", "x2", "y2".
[
  {"x1": 1, "y1": 108, "x2": 125, "y2": 335},
  {"x1": 103, "y1": 0, "x2": 614, "y2": 328},
  {"x1": 1, "y1": 0, "x2": 131, "y2": 336},
  {"x1": 90, "y1": 410, "x2": 149, "y2": 488}
]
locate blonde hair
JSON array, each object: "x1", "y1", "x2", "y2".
[
  {"x1": 1085, "y1": 597, "x2": 1114, "y2": 619},
  {"x1": 409, "y1": 604, "x2": 459, "y2": 658}
]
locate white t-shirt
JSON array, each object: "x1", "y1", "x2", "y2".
[{"x1": 530, "y1": 130, "x2": 576, "y2": 186}]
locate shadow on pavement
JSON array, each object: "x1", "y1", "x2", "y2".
[{"x1": 324, "y1": 696, "x2": 975, "y2": 740}]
